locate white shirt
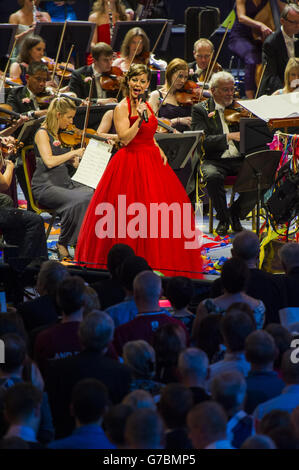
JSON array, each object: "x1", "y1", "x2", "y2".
[
  {"x1": 281, "y1": 25, "x2": 297, "y2": 58},
  {"x1": 214, "y1": 103, "x2": 239, "y2": 159},
  {"x1": 92, "y1": 64, "x2": 105, "y2": 99}
]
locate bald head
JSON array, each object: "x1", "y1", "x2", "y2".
[
  {"x1": 133, "y1": 271, "x2": 162, "y2": 312},
  {"x1": 232, "y1": 230, "x2": 260, "y2": 264}
]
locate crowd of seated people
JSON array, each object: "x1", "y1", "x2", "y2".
[{"x1": 0, "y1": 234, "x2": 298, "y2": 450}]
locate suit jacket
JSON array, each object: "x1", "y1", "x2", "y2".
[
  {"x1": 6, "y1": 85, "x2": 37, "y2": 114},
  {"x1": 260, "y1": 29, "x2": 299, "y2": 96},
  {"x1": 69, "y1": 65, "x2": 98, "y2": 100}
]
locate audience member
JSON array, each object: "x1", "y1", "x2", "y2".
[
  {"x1": 208, "y1": 310, "x2": 255, "y2": 384},
  {"x1": 122, "y1": 390, "x2": 156, "y2": 411},
  {"x1": 113, "y1": 271, "x2": 187, "y2": 356},
  {"x1": 210, "y1": 231, "x2": 282, "y2": 324},
  {"x1": 0, "y1": 333, "x2": 54, "y2": 444},
  {"x1": 254, "y1": 349, "x2": 299, "y2": 425},
  {"x1": 197, "y1": 258, "x2": 265, "y2": 329},
  {"x1": 244, "y1": 331, "x2": 285, "y2": 414},
  {"x1": 3, "y1": 383, "x2": 43, "y2": 448},
  {"x1": 46, "y1": 311, "x2": 131, "y2": 438},
  {"x1": 106, "y1": 255, "x2": 151, "y2": 328},
  {"x1": 123, "y1": 340, "x2": 163, "y2": 397},
  {"x1": 48, "y1": 379, "x2": 115, "y2": 449},
  {"x1": 178, "y1": 348, "x2": 210, "y2": 404},
  {"x1": 0, "y1": 436, "x2": 29, "y2": 449},
  {"x1": 276, "y1": 243, "x2": 299, "y2": 319},
  {"x1": 259, "y1": 409, "x2": 292, "y2": 435},
  {"x1": 267, "y1": 426, "x2": 299, "y2": 449},
  {"x1": 17, "y1": 260, "x2": 69, "y2": 333},
  {"x1": 291, "y1": 406, "x2": 299, "y2": 442},
  {"x1": 34, "y1": 276, "x2": 86, "y2": 375},
  {"x1": 211, "y1": 371, "x2": 253, "y2": 448},
  {"x1": 82, "y1": 286, "x2": 100, "y2": 317},
  {"x1": 91, "y1": 243, "x2": 134, "y2": 310},
  {"x1": 265, "y1": 324, "x2": 292, "y2": 374},
  {"x1": 125, "y1": 409, "x2": 164, "y2": 449},
  {"x1": 166, "y1": 277, "x2": 195, "y2": 334},
  {"x1": 241, "y1": 435, "x2": 276, "y2": 449},
  {"x1": 187, "y1": 401, "x2": 234, "y2": 449},
  {"x1": 103, "y1": 404, "x2": 134, "y2": 449},
  {"x1": 158, "y1": 383, "x2": 193, "y2": 449},
  {"x1": 191, "y1": 314, "x2": 224, "y2": 363},
  {"x1": 153, "y1": 323, "x2": 186, "y2": 384}
]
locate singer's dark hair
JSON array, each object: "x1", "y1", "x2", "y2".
[{"x1": 122, "y1": 64, "x2": 151, "y2": 96}]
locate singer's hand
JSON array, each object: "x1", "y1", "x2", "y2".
[
  {"x1": 160, "y1": 149, "x2": 167, "y2": 166},
  {"x1": 136, "y1": 99, "x2": 147, "y2": 119}
]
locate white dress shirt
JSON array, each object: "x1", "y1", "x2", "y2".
[
  {"x1": 214, "y1": 103, "x2": 239, "y2": 159},
  {"x1": 281, "y1": 25, "x2": 297, "y2": 58}
]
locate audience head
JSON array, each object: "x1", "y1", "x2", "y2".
[
  {"x1": 291, "y1": 406, "x2": 299, "y2": 441},
  {"x1": 37, "y1": 260, "x2": 69, "y2": 297},
  {"x1": 281, "y1": 349, "x2": 299, "y2": 385},
  {"x1": 241, "y1": 435, "x2": 276, "y2": 449},
  {"x1": 166, "y1": 276, "x2": 193, "y2": 310},
  {"x1": 123, "y1": 340, "x2": 156, "y2": 380},
  {"x1": 125, "y1": 409, "x2": 164, "y2": 449},
  {"x1": 4, "y1": 383, "x2": 42, "y2": 430},
  {"x1": 266, "y1": 324, "x2": 292, "y2": 370},
  {"x1": 122, "y1": 390, "x2": 156, "y2": 411},
  {"x1": 193, "y1": 38, "x2": 214, "y2": 71},
  {"x1": 259, "y1": 409, "x2": 292, "y2": 435},
  {"x1": 18, "y1": 35, "x2": 45, "y2": 64},
  {"x1": 79, "y1": 311, "x2": 114, "y2": 353},
  {"x1": 192, "y1": 314, "x2": 223, "y2": 361},
  {"x1": 82, "y1": 286, "x2": 100, "y2": 317},
  {"x1": 57, "y1": 276, "x2": 86, "y2": 317},
  {"x1": 70, "y1": 379, "x2": 109, "y2": 426},
  {"x1": 211, "y1": 371, "x2": 247, "y2": 416},
  {"x1": 0, "y1": 313, "x2": 27, "y2": 344},
  {"x1": 103, "y1": 404, "x2": 134, "y2": 448},
  {"x1": 221, "y1": 310, "x2": 255, "y2": 353},
  {"x1": 0, "y1": 334, "x2": 26, "y2": 375},
  {"x1": 158, "y1": 383, "x2": 194, "y2": 429},
  {"x1": 133, "y1": 270, "x2": 161, "y2": 310},
  {"x1": 232, "y1": 230, "x2": 260, "y2": 265},
  {"x1": 209, "y1": 71, "x2": 235, "y2": 108},
  {"x1": 178, "y1": 348, "x2": 209, "y2": 386},
  {"x1": 119, "y1": 255, "x2": 151, "y2": 292},
  {"x1": 279, "y1": 242, "x2": 299, "y2": 274},
  {"x1": 268, "y1": 426, "x2": 299, "y2": 449},
  {"x1": 107, "y1": 243, "x2": 135, "y2": 279},
  {"x1": 220, "y1": 258, "x2": 250, "y2": 294},
  {"x1": 245, "y1": 330, "x2": 277, "y2": 369},
  {"x1": 153, "y1": 323, "x2": 186, "y2": 376},
  {"x1": 187, "y1": 401, "x2": 227, "y2": 449}
]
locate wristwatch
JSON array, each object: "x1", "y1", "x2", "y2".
[{"x1": 28, "y1": 110, "x2": 35, "y2": 119}]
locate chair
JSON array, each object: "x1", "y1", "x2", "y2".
[{"x1": 21, "y1": 145, "x2": 56, "y2": 239}]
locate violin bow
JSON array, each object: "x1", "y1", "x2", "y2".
[
  {"x1": 51, "y1": 21, "x2": 67, "y2": 82},
  {"x1": 198, "y1": 52, "x2": 214, "y2": 101},
  {"x1": 154, "y1": 72, "x2": 184, "y2": 117},
  {"x1": 150, "y1": 21, "x2": 168, "y2": 57},
  {"x1": 56, "y1": 44, "x2": 74, "y2": 92},
  {"x1": 115, "y1": 39, "x2": 143, "y2": 101},
  {"x1": 81, "y1": 77, "x2": 94, "y2": 148},
  {"x1": 255, "y1": 62, "x2": 267, "y2": 99},
  {"x1": 0, "y1": 37, "x2": 18, "y2": 100}
]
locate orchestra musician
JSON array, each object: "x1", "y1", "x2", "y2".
[
  {"x1": 272, "y1": 56, "x2": 299, "y2": 94},
  {"x1": 69, "y1": 42, "x2": 118, "y2": 104},
  {"x1": 189, "y1": 71, "x2": 259, "y2": 237},
  {"x1": 9, "y1": 35, "x2": 46, "y2": 85},
  {"x1": 112, "y1": 27, "x2": 150, "y2": 72},
  {"x1": 259, "y1": 3, "x2": 299, "y2": 96},
  {"x1": 88, "y1": 0, "x2": 129, "y2": 48},
  {"x1": 188, "y1": 39, "x2": 222, "y2": 84},
  {"x1": 228, "y1": 0, "x2": 277, "y2": 99},
  {"x1": 149, "y1": 58, "x2": 192, "y2": 133}
]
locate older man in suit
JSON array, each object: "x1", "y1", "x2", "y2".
[
  {"x1": 259, "y1": 3, "x2": 299, "y2": 96},
  {"x1": 189, "y1": 71, "x2": 258, "y2": 236}
]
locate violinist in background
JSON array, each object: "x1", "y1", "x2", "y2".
[
  {"x1": 272, "y1": 57, "x2": 299, "y2": 94},
  {"x1": 9, "y1": 35, "x2": 46, "y2": 85},
  {"x1": 188, "y1": 39, "x2": 222, "y2": 85},
  {"x1": 228, "y1": 0, "x2": 277, "y2": 99},
  {"x1": 188, "y1": 71, "x2": 258, "y2": 236},
  {"x1": 259, "y1": 3, "x2": 299, "y2": 96},
  {"x1": 9, "y1": 0, "x2": 51, "y2": 60},
  {"x1": 149, "y1": 58, "x2": 192, "y2": 133},
  {"x1": 7, "y1": 62, "x2": 48, "y2": 211},
  {"x1": 88, "y1": 0, "x2": 129, "y2": 49},
  {"x1": 112, "y1": 27, "x2": 150, "y2": 72},
  {"x1": 69, "y1": 42, "x2": 118, "y2": 104}
]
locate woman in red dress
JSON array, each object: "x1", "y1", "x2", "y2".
[{"x1": 75, "y1": 64, "x2": 203, "y2": 278}]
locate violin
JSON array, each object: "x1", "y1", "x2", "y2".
[
  {"x1": 58, "y1": 125, "x2": 108, "y2": 147},
  {"x1": 100, "y1": 66, "x2": 124, "y2": 91},
  {"x1": 175, "y1": 81, "x2": 210, "y2": 106},
  {"x1": 0, "y1": 72, "x2": 22, "y2": 88},
  {"x1": 197, "y1": 62, "x2": 223, "y2": 83},
  {"x1": 156, "y1": 118, "x2": 176, "y2": 134},
  {"x1": 0, "y1": 105, "x2": 22, "y2": 124},
  {"x1": 224, "y1": 102, "x2": 251, "y2": 125},
  {"x1": 42, "y1": 57, "x2": 75, "y2": 79}
]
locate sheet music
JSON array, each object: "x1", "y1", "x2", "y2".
[
  {"x1": 237, "y1": 92, "x2": 299, "y2": 122},
  {"x1": 17, "y1": 116, "x2": 45, "y2": 142},
  {"x1": 71, "y1": 138, "x2": 112, "y2": 189}
]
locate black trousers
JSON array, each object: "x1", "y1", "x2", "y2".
[
  {"x1": 0, "y1": 194, "x2": 48, "y2": 261},
  {"x1": 201, "y1": 157, "x2": 259, "y2": 222}
]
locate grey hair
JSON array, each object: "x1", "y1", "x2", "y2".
[
  {"x1": 211, "y1": 370, "x2": 247, "y2": 410},
  {"x1": 209, "y1": 71, "x2": 235, "y2": 89},
  {"x1": 281, "y1": 3, "x2": 299, "y2": 20},
  {"x1": 178, "y1": 348, "x2": 209, "y2": 379},
  {"x1": 123, "y1": 340, "x2": 156, "y2": 379},
  {"x1": 279, "y1": 242, "x2": 299, "y2": 270},
  {"x1": 37, "y1": 260, "x2": 69, "y2": 297},
  {"x1": 79, "y1": 310, "x2": 114, "y2": 352}
]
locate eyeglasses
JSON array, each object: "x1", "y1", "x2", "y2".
[{"x1": 194, "y1": 54, "x2": 212, "y2": 60}]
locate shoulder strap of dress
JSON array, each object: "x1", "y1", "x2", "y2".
[
  {"x1": 146, "y1": 101, "x2": 155, "y2": 116},
  {"x1": 127, "y1": 96, "x2": 131, "y2": 117}
]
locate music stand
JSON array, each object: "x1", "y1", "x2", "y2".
[
  {"x1": 74, "y1": 104, "x2": 117, "y2": 131},
  {"x1": 0, "y1": 24, "x2": 18, "y2": 58},
  {"x1": 35, "y1": 21, "x2": 96, "y2": 62},
  {"x1": 155, "y1": 131, "x2": 204, "y2": 170},
  {"x1": 111, "y1": 20, "x2": 173, "y2": 53},
  {"x1": 233, "y1": 150, "x2": 282, "y2": 236}
]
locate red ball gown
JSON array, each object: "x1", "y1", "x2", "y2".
[{"x1": 75, "y1": 98, "x2": 203, "y2": 279}]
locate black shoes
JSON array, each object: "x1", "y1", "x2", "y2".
[
  {"x1": 230, "y1": 211, "x2": 244, "y2": 233},
  {"x1": 215, "y1": 220, "x2": 230, "y2": 236}
]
